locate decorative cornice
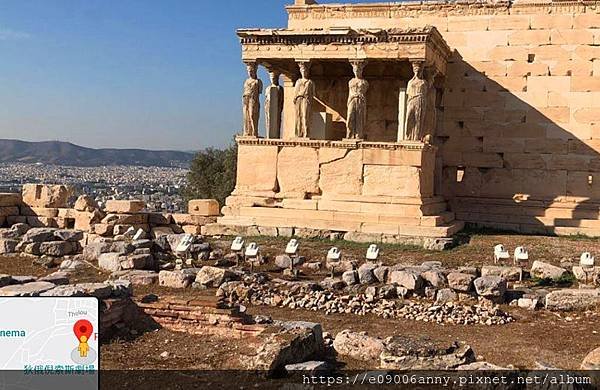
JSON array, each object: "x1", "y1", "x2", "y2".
[
  {"x1": 238, "y1": 27, "x2": 448, "y2": 49},
  {"x1": 235, "y1": 136, "x2": 435, "y2": 151},
  {"x1": 237, "y1": 26, "x2": 452, "y2": 63},
  {"x1": 285, "y1": 0, "x2": 600, "y2": 18}
]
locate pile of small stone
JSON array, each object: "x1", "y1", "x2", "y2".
[{"x1": 218, "y1": 278, "x2": 514, "y2": 326}]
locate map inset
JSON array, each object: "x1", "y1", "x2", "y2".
[{"x1": 0, "y1": 297, "x2": 99, "y2": 371}]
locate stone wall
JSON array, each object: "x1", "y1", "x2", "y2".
[
  {"x1": 136, "y1": 296, "x2": 265, "y2": 338},
  {"x1": 286, "y1": 1, "x2": 600, "y2": 235},
  {"x1": 232, "y1": 142, "x2": 435, "y2": 199},
  {"x1": 0, "y1": 185, "x2": 219, "y2": 240}
]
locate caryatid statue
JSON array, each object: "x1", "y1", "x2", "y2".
[
  {"x1": 404, "y1": 61, "x2": 435, "y2": 142},
  {"x1": 346, "y1": 60, "x2": 369, "y2": 140},
  {"x1": 293, "y1": 62, "x2": 315, "y2": 138},
  {"x1": 242, "y1": 62, "x2": 262, "y2": 137},
  {"x1": 264, "y1": 70, "x2": 283, "y2": 139}
]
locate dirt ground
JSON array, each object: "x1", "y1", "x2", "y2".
[{"x1": 1, "y1": 231, "x2": 600, "y2": 371}]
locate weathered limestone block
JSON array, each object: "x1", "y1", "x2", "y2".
[
  {"x1": 53, "y1": 229, "x2": 84, "y2": 242},
  {"x1": 573, "y1": 266, "x2": 600, "y2": 285},
  {"x1": 435, "y1": 288, "x2": 458, "y2": 304},
  {"x1": 75, "y1": 282, "x2": 113, "y2": 299},
  {"x1": 318, "y1": 149, "x2": 362, "y2": 195},
  {"x1": 105, "y1": 200, "x2": 145, "y2": 214},
  {"x1": 333, "y1": 330, "x2": 384, "y2": 361},
  {"x1": 358, "y1": 263, "x2": 377, "y2": 284},
  {"x1": 248, "y1": 325, "x2": 322, "y2": 375},
  {"x1": 388, "y1": 269, "x2": 424, "y2": 291},
  {"x1": 195, "y1": 266, "x2": 237, "y2": 288},
  {"x1": 158, "y1": 269, "x2": 197, "y2": 288},
  {"x1": 0, "y1": 281, "x2": 56, "y2": 297},
  {"x1": 22, "y1": 184, "x2": 73, "y2": 208},
  {"x1": 188, "y1": 199, "x2": 220, "y2": 216},
  {"x1": 581, "y1": 347, "x2": 600, "y2": 370},
  {"x1": 380, "y1": 336, "x2": 475, "y2": 370},
  {"x1": 102, "y1": 213, "x2": 148, "y2": 225},
  {"x1": 363, "y1": 165, "x2": 432, "y2": 197},
  {"x1": 447, "y1": 272, "x2": 475, "y2": 292},
  {"x1": 92, "y1": 224, "x2": 113, "y2": 237},
  {"x1": 545, "y1": 289, "x2": 600, "y2": 311},
  {"x1": 473, "y1": 276, "x2": 506, "y2": 299},
  {"x1": 74, "y1": 194, "x2": 99, "y2": 212},
  {"x1": 98, "y1": 253, "x2": 125, "y2": 272},
  {"x1": 0, "y1": 193, "x2": 21, "y2": 207},
  {"x1": 74, "y1": 210, "x2": 103, "y2": 231},
  {"x1": 235, "y1": 144, "x2": 278, "y2": 193},
  {"x1": 421, "y1": 270, "x2": 447, "y2": 287},
  {"x1": 530, "y1": 261, "x2": 567, "y2": 280},
  {"x1": 171, "y1": 214, "x2": 216, "y2": 226},
  {"x1": 121, "y1": 254, "x2": 153, "y2": 270},
  {"x1": 481, "y1": 265, "x2": 522, "y2": 282},
  {"x1": 110, "y1": 270, "x2": 159, "y2": 286},
  {"x1": 22, "y1": 228, "x2": 56, "y2": 242},
  {"x1": 39, "y1": 241, "x2": 74, "y2": 257},
  {"x1": 182, "y1": 225, "x2": 202, "y2": 235},
  {"x1": 39, "y1": 285, "x2": 86, "y2": 297},
  {"x1": 277, "y1": 146, "x2": 319, "y2": 196}
]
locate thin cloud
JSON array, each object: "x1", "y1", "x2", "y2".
[{"x1": 0, "y1": 28, "x2": 31, "y2": 41}]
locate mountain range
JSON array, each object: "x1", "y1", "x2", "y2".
[{"x1": 0, "y1": 139, "x2": 195, "y2": 167}]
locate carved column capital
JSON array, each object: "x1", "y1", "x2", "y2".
[{"x1": 349, "y1": 59, "x2": 367, "y2": 78}]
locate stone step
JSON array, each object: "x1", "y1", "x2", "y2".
[
  {"x1": 218, "y1": 214, "x2": 464, "y2": 238},
  {"x1": 317, "y1": 199, "x2": 447, "y2": 217},
  {"x1": 236, "y1": 206, "x2": 453, "y2": 227}
]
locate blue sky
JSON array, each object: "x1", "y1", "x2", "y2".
[{"x1": 0, "y1": 0, "x2": 308, "y2": 150}]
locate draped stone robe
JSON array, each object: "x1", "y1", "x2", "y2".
[
  {"x1": 242, "y1": 78, "x2": 262, "y2": 137},
  {"x1": 346, "y1": 77, "x2": 369, "y2": 139},
  {"x1": 294, "y1": 78, "x2": 315, "y2": 138},
  {"x1": 404, "y1": 74, "x2": 429, "y2": 141}
]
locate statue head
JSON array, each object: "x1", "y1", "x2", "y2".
[
  {"x1": 269, "y1": 71, "x2": 280, "y2": 86},
  {"x1": 351, "y1": 61, "x2": 366, "y2": 79},
  {"x1": 246, "y1": 62, "x2": 258, "y2": 79},
  {"x1": 411, "y1": 61, "x2": 424, "y2": 78},
  {"x1": 298, "y1": 62, "x2": 311, "y2": 79}
]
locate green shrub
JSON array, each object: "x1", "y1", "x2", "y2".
[
  {"x1": 183, "y1": 142, "x2": 237, "y2": 208},
  {"x1": 530, "y1": 273, "x2": 576, "y2": 287}
]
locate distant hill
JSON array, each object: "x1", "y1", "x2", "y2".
[{"x1": 0, "y1": 139, "x2": 195, "y2": 167}]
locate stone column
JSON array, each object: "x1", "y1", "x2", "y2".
[
  {"x1": 424, "y1": 66, "x2": 440, "y2": 139},
  {"x1": 281, "y1": 74, "x2": 297, "y2": 140},
  {"x1": 264, "y1": 70, "x2": 283, "y2": 139},
  {"x1": 403, "y1": 61, "x2": 437, "y2": 142},
  {"x1": 241, "y1": 61, "x2": 262, "y2": 137},
  {"x1": 397, "y1": 85, "x2": 407, "y2": 142},
  {"x1": 293, "y1": 61, "x2": 315, "y2": 139},
  {"x1": 404, "y1": 61, "x2": 428, "y2": 142},
  {"x1": 345, "y1": 60, "x2": 369, "y2": 141}
]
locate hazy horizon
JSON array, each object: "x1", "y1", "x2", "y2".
[{"x1": 0, "y1": 0, "x2": 299, "y2": 150}]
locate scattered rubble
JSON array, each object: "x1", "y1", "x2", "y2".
[{"x1": 218, "y1": 279, "x2": 514, "y2": 326}]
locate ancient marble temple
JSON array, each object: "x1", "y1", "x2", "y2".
[{"x1": 215, "y1": 0, "x2": 600, "y2": 241}]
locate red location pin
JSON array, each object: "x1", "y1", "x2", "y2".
[{"x1": 73, "y1": 319, "x2": 93, "y2": 341}]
